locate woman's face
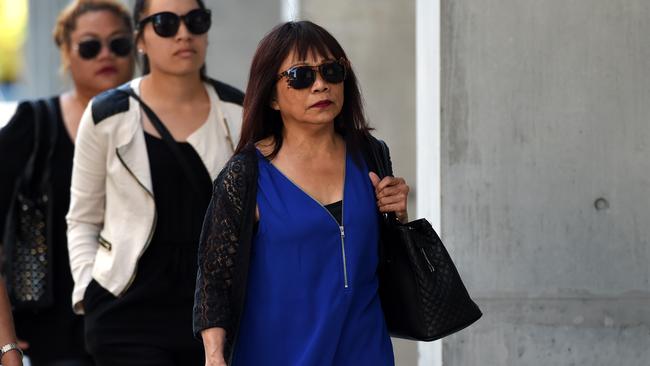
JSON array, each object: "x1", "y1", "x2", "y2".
[
  {"x1": 67, "y1": 10, "x2": 134, "y2": 95},
  {"x1": 138, "y1": 0, "x2": 208, "y2": 77},
  {"x1": 273, "y1": 49, "x2": 345, "y2": 128}
]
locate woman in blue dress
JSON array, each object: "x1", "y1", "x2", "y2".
[{"x1": 194, "y1": 21, "x2": 410, "y2": 366}]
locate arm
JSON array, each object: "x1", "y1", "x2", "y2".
[
  {"x1": 194, "y1": 154, "x2": 253, "y2": 364},
  {"x1": 0, "y1": 281, "x2": 22, "y2": 366},
  {"x1": 66, "y1": 102, "x2": 107, "y2": 314},
  {"x1": 201, "y1": 327, "x2": 227, "y2": 366},
  {"x1": 0, "y1": 103, "x2": 35, "y2": 243}
]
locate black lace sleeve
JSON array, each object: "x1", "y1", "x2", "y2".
[{"x1": 193, "y1": 147, "x2": 258, "y2": 341}]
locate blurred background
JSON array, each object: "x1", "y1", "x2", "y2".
[{"x1": 1, "y1": 0, "x2": 649, "y2": 365}]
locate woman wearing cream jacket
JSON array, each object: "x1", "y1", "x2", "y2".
[{"x1": 66, "y1": 0, "x2": 243, "y2": 364}]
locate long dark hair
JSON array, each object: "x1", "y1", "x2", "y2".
[
  {"x1": 236, "y1": 21, "x2": 372, "y2": 159},
  {"x1": 133, "y1": 0, "x2": 208, "y2": 79}
]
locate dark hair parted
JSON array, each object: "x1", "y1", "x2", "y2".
[
  {"x1": 236, "y1": 21, "x2": 372, "y2": 159},
  {"x1": 133, "y1": 0, "x2": 208, "y2": 79}
]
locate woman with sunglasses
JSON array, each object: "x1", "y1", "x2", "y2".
[
  {"x1": 0, "y1": 1, "x2": 134, "y2": 365},
  {"x1": 194, "y1": 21, "x2": 409, "y2": 366},
  {"x1": 66, "y1": 0, "x2": 244, "y2": 365}
]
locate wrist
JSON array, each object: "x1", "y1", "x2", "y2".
[{"x1": 0, "y1": 343, "x2": 23, "y2": 364}]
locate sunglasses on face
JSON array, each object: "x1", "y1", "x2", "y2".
[
  {"x1": 277, "y1": 59, "x2": 348, "y2": 90},
  {"x1": 76, "y1": 37, "x2": 133, "y2": 60},
  {"x1": 138, "y1": 9, "x2": 211, "y2": 38}
]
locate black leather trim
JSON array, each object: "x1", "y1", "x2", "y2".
[
  {"x1": 207, "y1": 79, "x2": 245, "y2": 106},
  {"x1": 91, "y1": 87, "x2": 130, "y2": 125}
]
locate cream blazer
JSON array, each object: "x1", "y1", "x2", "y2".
[{"x1": 66, "y1": 77, "x2": 243, "y2": 314}]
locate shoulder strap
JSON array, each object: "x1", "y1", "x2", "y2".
[
  {"x1": 366, "y1": 136, "x2": 393, "y2": 179},
  {"x1": 366, "y1": 136, "x2": 400, "y2": 224},
  {"x1": 22, "y1": 101, "x2": 43, "y2": 187},
  {"x1": 118, "y1": 87, "x2": 205, "y2": 195},
  {"x1": 377, "y1": 139, "x2": 394, "y2": 177},
  {"x1": 38, "y1": 98, "x2": 59, "y2": 190}
]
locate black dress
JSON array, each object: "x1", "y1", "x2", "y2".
[
  {"x1": 82, "y1": 132, "x2": 212, "y2": 366},
  {"x1": 0, "y1": 97, "x2": 92, "y2": 365}
]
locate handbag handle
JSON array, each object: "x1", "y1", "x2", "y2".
[
  {"x1": 367, "y1": 137, "x2": 401, "y2": 225},
  {"x1": 118, "y1": 87, "x2": 205, "y2": 195}
]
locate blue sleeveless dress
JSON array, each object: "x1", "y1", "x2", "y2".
[{"x1": 231, "y1": 149, "x2": 394, "y2": 366}]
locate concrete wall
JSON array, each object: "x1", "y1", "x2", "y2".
[
  {"x1": 20, "y1": 0, "x2": 70, "y2": 98},
  {"x1": 441, "y1": 1, "x2": 650, "y2": 365},
  {"x1": 203, "y1": 0, "x2": 280, "y2": 90},
  {"x1": 300, "y1": 1, "x2": 417, "y2": 365}
]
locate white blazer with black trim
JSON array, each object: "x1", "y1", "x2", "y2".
[{"x1": 66, "y1": 77, "x2": 243, "y2": 314}]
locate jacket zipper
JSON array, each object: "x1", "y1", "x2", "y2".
[
  {"x1": 116, "y1": 148, "x2": 157, "y2": 296},
  {"x1": 97, "y1": 235, "x2": 112, "y2": 251}
]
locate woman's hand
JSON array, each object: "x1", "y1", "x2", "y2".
[{"x1": 369, "y1": 172, "x2": 410, "y2": 223}]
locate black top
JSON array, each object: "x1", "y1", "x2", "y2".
[
  {"x1": 324, "y1": 200, "x2": 343, "y2": 225},
  {"x1": 0, "y1": 97, "x2": 90, "y2": 362},
  {"x1": 145, "y1": 132, "x2": 213, "y2": 297},
  {"x1": 193, "y1": 136, "x2": 390, "y2": 362},
  {"x1": 82, "y1": 132, "x2": 212, "y2": 349}
]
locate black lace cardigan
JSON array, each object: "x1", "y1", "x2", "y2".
[{"x1": 193, "y1": 136, "x2": 391, "y2": 360}]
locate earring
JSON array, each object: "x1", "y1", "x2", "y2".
[{"x1": 138, "y1": 49, "x2": 144, "y2": 54}]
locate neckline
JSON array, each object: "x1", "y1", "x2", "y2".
[
  {"x1": 133, "y1": 77, "x2": 217, "y2": 143},
  {"x1": 144, "y1": 130, "x2": 190, "y2": 145},
  {"x1": 257, "y1": 147, "x2": 348, "y2": 208},
  {"x1": 324, "y1": 200, "x2": 343, "y2": 208}
]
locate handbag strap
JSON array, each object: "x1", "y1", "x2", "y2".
[
  {"x1": 22, "y1": 101, "x2": 44, "y2": 186},
  {"x1": 118, "y1": 87, "x2": 205, "y2": 195},
  {"x1": 38, "y1": 98, "x2": 59, "y2": 191},
  {"x1": 366, "y1": 136, "x2": 401, "y2": 225}
]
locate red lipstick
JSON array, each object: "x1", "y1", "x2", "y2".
[
  {"x1": 310, "y1": 100, "x2": 333, "y2": 108},
  {"x1": 96, "y1": 66, "x2": 117, "y2": 75}
]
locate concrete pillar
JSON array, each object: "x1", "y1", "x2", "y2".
[
  {"x1": 20, "y1": 0, "x2": 69, "y2": 99},
  {"x1": 441, "y1": 1, "x2": 650, "y2": 364},
  {"x1": 416, "y1": 0, "x2": 442, "y2": 364},
  {"x1": 203, "y1": 0, "x2": 281, "y2": 89}
]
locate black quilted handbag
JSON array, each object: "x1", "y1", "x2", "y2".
[
  {"x1": 369, "y1": 138, "x2": 482, "y2": 341},
  {"x1": 2, "y1": 99, "x2": 57, "y2": 309}
]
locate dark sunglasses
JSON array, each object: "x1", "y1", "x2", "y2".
[
  {"x1": 76, "y1": 37, "x2": 132, "y2": 60},
  {"x1": 277, "y1": 59, "x2": 348, "y2": 90},
  {"x1": 138, "y1": 9, "x2": 211, "y2": 38}
]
